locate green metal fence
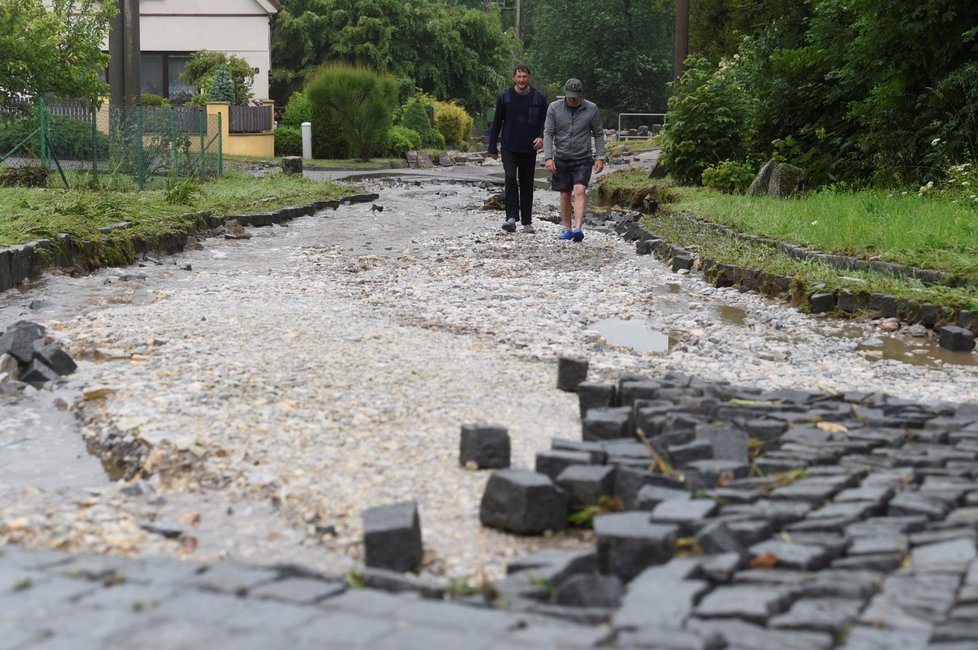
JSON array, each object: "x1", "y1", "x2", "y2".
[{"x1": 0, "y1": 97, "x2": 223, "y2": 188}]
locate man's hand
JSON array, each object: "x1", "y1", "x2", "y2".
[
  {"x1": 532, "y1": 137, "x2": 543, "y2": 151},
  {"x1": 488, "y1": 153, "x2": 498, "y2": 160},
  {"x1": 545, "y1": 159, "x2": 555, "y2": 173},
  {"x1": 594, "y1": 159, "x2": 605, "y2": 173}
]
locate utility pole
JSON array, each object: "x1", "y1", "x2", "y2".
[
  {"x1": 514, "y1": 0, "x2": 522, "y2": 44},
  {"x1": 674, "y1": 0, "x2": 689, "y2": 87},
  {"x1": 108, "y1": 0, "x2": 141, "y2": 106}
]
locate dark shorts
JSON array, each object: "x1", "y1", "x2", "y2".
[{"x1": 551, "y1": 157, "x2": 593, "y2": 192}]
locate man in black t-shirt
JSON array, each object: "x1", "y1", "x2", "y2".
[{"x1": 488, "y1": 64, "x2": 548, "y2": 233}]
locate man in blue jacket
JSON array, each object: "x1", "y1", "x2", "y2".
[
  {"x1": 488, "y1": 64, "x2": 548, "y2": 234},
  {"x1": 543, "y1": 78, "x2": 606, "y2": 242}
]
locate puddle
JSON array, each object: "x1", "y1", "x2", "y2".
[
  {"x1": 591, "y1": 318, "x2": 672, "y2": 353},
  {"x1": 716, "y1": 305, "x2": 747, "y2": 326},
  {"x1": 858, "y1": 335, "x2": 978, "y2": 368}
]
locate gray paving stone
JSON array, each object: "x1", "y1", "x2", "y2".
[
  {"x1": 944, "y1": 507, "x2": 978, "y2": 529},
  {"x1": 801, "y1": 569, "x2": 882, "y2": 599},
  {"x1": 835, "y1": 486, "x2": 895, "y2": 505},
  {"x1": 846, "y1": 516, "x2": 929, "y2": 536},
  {"x1": 808, "y1": 500, "x2": 882, "y2": 523},
  {"x1": 615, "y1": 627, "x2": 726, "y2": 650},
  {"x1": 363, "y1": 501, "x2": 423, "y2": 573},
  {"x1": 535, "y1": 449, "x2": 593, "y2": 481},
  {"x1": 683, "y1": 459, "x2": 751, "y2": 490},
  {"x1": 700, "y1": 552, "x2": 742, "y2": 582},
  {"x1": 151, "y1": 590, "x2": 318, "y2": 631},
  {"x1": 838, "y1": 624, "x2": 931, "y2": 649},
  {"x1": 582, "y1": 407, "x2": 633, "y2": 441},
  {"x1": 767, "y1": 482, "x2": 841, "y2": 503},
  {"x1": 847, "y1": 533, "x2": 908, "y2": 556},
  {"x1": 479, "y1": 469, "x2": 568, "y2": 534},
  {"x1": 860, "y1": 573, "x2": 959, "y2": 627},
  {"x1": 830, "y1": 553, "x2": 903, "y2": 572},
  {"x1": 909, "y1": 528, "x2": 978, "y2": 547},
  {"x1": 911, "y1": 538, "x2": 976, "y2": 572},
  {"x1": 551, "y1": 438, "x2": 608, "y2": 463},
  {"x1": 723, "y1": 519, "x2": 774, "y2": 546},
  {"x1": 650, "y1": 498, "x2": 717, "y2": 533},
  {"x1": 931, "y1": 620, "x2": 978, "y2": 641},
  {"x1": 503, "y1": 620, "x2": 612, "y2": 648},
  {"x1": 178, "y1": 562, "x2": 278, "y2": 594},
  {"x1": 769, "y1": 597, "x2": 865, "y2": 634},
  {"x1": 721, "y1": 500, "x2": 813, "y2": 527},
  {"x1": 686, "y1": 617, "x2": 834, "y2": 650},
  {"x1": 460, "y1": 423, "x2": 511, "y2": 469},
  {"x1": 395, "y1": 598, "x2": 523, "y2": 633},
  {"x1": 554, "y1": 573, "x2": 624, "y2": 608},
  {"x1": 635, "y1": 484, "x2": 692, "y2": 510},
  {"x1": 693, "y1": 584, "x2": 798, "y2": 624},
  {"x1": 556, "y1": 464, "x2": 617, "y2": 507},
  {"x1": 748, "y1": 540, "x2": 833, "y2": 571},
  {"x1": 373, "y1": 623, "x2": 499, "y2": 650},
  {"x1": 100, "y1": 617, "x2": 235, "y2": 650},
  {"x1": 733, "y1": 568, "x2": 814, "y2": 587},
  {"x1": 294, "y1": 610, "x2": 396, "y2": 645},
  {"x1": 614, "y1": 578, "x2": 710, "y2": 630},
  {"x1": 577, "y1": 381, "x2": 617, "y2": 417},
  {"x1": 695, "y1": 521, "x2": 746, "y2": 559},
  {"x1": 888, "y1": 492, "x2": 953, "y2": 520},
  {"x1": 594, "y1": 512, "x2": 679, "y2": 582},
  {"x1": 248, "y1": 577, "x2": 346, "y2": 604}
]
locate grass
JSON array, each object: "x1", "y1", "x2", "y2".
[
  {"x1": 594, "y1": 170, "x2": 978, "y2": 312},
  {"x1": 605, "y1": 137, "x2": 661, "y2": 158},
  {"x1": 224, "y1": 154, "x2": 420, "y2": 169},
  {"x1": 0, "y1": 169, "x2": 351, "y2": 248}
]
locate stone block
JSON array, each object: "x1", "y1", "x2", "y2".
[
  {"x1": 748, "y1": 540, "x2": 833, "y2": 571},
  {"x1": 535, "y1": 449, "x2": 592, "y2": 481},
  {"x1": 577, "y1": 381, "x2": 616, "y2": 417},
  {"x1": 615, "y1": 466, "x2": 683, "y2": 511},
  {"x1": 0, "y1": 320, "x2": 46, "y2": 365},
  {"x1": 554, "y1": 573, "x2": 624, "y2": 608},
  {"x1": 32, "y1": 342, "x2": 77, "y2": 376},
  {"x1": 614, "y1": 577, "x2": 710, "y2": 632},
  {"x1": 683, "y1": 459, "x2": 751, "y2": 490},
  {"x1": 362, "y1": 501, "x2": 422, "y2": 573},
  {"x1": 672, "y1": 254, "x2": 694, "y2": 272},
  {"x1": 282, "y1": 156, "x2": 302, "y2": 175},
  {"x1": 939, "y1": 326, "x2": 976, "y2": 352},
  {"x1": 693, "y1": 585, "x2": 798, "y2": 624},
  {"x1": 582, "y1": 407, "x2": 633, "y2": 441},
  {"x1": 479, "y1": 469, "x2": 568, "y2": 534},
  {"x1": 809, "y1": 292, "x2": 836, "y2": 314},
  {"x1": 695, "y1": 521, "x2": 746, "y2": 559},
  {"x1": 594, "y1": 512, "x2": 678, "y2": 582},
  {"x1": 551, "y1": 438, "x2": 607, "y2": 463},
  {"x1": 636, "y1": 484, "x2": 691, "y2": 511},
  {"x1": 769, "y1": 597, "x2": 864, "y2": 635},
  {"x1": 696, "y1": 426, "x2": 749, "y2": 463},
  {"x1": 650, "y1": 498, "x2": 717, "y2": 534},
  {"x1": 668, "y1": 439, "x2": 714, "y2": 465},
  {"x1": 556, "y1": 355, "x2": 588, "y2": 392},
  {"x1": 459, "y1": 424, "x2": 510, "y2": 469},
  {"x1": 0, "y1": 249, "x2": 12, "y2": 292},
  {"x1": 19, "y1": 359, "x2": 60, "y2": 387},
  {"x1": 556, "y1": 464, "x2": 616, "y2": 507}
]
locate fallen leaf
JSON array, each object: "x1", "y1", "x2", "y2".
[
  {"x1": 750, "y1": 552, "x2": 779, "y2": 569},
  {"x1": 816, "y1": 421, "x2": 849, "y2": 433},
  {"x1": 180, "y1": 511, "x2": 201, "y2": 527},
  {"x1": 82, "y1": 386, "x2": 116, "y2": 400}
]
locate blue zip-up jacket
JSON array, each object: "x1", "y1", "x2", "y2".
[
  {"x1": 543, "y1": 99, "x2": 605, "y2": 162},
  {"x1": 488, "y1": 86, "x2": 548, "y2": 155}
]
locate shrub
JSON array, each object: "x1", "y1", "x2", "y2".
[
  {"x1": 0, "y1": 163, "x2": 48, "y2": 188},
  {"x1": 182, "y1": 50, "x2": 254, "y2": 105},
  {"x1": 400, "y1": 100, "x2": 443, "y2": 148},
  {"x1": 0, "y1": 115, "x2": 108, "y2": 160},
  {"x1": 274, "y1": 125, "x2": 302, "y2": 157},
  {"x1": 208, "y1": 68, "x2": 236, "y2": 103},
  {"x1": 305, "y1": 63, "x2": 398, "y2": 161},
  {"x1": 141, "y1": 93, "x2": 165, "y2": 107},
  {"x1": 701, "y1": 160, "x2": 755, "y2": 193},
  {"x1": 281, "y1": 91, "x2": 311, "y2": 127},
  {"x1": 386, "y1": 125, "x2": 422, "y2": 157},
  {"x1": 660, "y1": 56, "x2": 755, "y2": 185},
  {"x1": 432, "y1": 100, "x2": 473, "y2": 148}
]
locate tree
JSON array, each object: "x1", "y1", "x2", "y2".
[
  {"x1": 305, "y1": 63, "x2": 399, "y2": 160},
  {"x1": 271, "y1": 0, "x2": 509, "y2": 114},
  {"x1": 0, "y1": 0, "x2": 115, "y2": 116},
  {"x1": 207, "y1": 68, "x2": 236, "y2": 103},
  {"x1": 525, "y1": 0, "x2": 673, "y2": 114},
  {"x1": 182, "y1": 51, "x2": 255, "y2": 105}
]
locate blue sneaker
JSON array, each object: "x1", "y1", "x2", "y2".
[
  {"x1": 572, "y1": 228, "x2": 584, "y2": 242},
  {"x1": 558, "y1": 229, "x2": 573, "y2": 240}
]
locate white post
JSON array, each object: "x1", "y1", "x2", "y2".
[{"x1": 301, "y1": 122, "x2": 312, "y2": 160}]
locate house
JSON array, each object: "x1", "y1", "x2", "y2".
[{"x1": 123, "y1": 0, "x2": 280, "y2": 102}]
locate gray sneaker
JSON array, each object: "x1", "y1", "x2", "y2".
[
  {"x1": 502, "y1": 218, "x2": 517, "y2": 233},
  {"x1": 522, "y1": 223, "x2": 536, "y2": 234}
]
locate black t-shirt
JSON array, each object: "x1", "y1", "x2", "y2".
[{"x1": 488, "y1": 86, "x2": 547, "y2": 155}]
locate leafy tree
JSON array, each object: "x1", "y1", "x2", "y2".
[
  {"x1": 182, "y1": 51, "x2": 255, "y2": 105},
  {"x1": 207, "y1": 69, "x2": 236, "y2": 103},
  {"x1": 0, "y1": 0, "x2": 115, "y2": 116},
  {"x1": 400, "y1": 99, "x2": 442, "y2": 148},
  {"x1": 281, "y1": 91, "x2": 312, "y2": 127},
  {"x1": 305, "y1": 63, "x2": 399, "y2": 160},
  {"x1": 660, "y1": 56, "x2": 755, "y2": 185},
  {"x1": 271, "y1": 0, "x2": 508, "y2": 113},
  {"x1": 525, "y1": 0, "x2": 673, "y2": 114}
]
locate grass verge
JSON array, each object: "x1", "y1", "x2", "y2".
[
  {"x1": 0, "y1": 169, "x2": 351, "y2": 249},
  {"x1": 594, "y1": 169, "x2": 978, "y2": 312}
]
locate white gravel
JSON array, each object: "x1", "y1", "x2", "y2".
[{"x1": 2, "y1": 172, "x2": 977, "y2": 582}]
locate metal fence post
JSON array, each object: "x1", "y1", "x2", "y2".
[
  {"x1": 199, "y1": 110, "x2": 206, "y2": 181},
  {"x1": 91, "y1": 105, "x2": 98, "y2": 177},
  {"x1": 135, "y1": 106, "x2": 145, "y2": 188},
  {"x1": 38, "y1": 96, "x2": 48, "y2": 166},
  {"x1": 217, "y1": 111, "x2": 223, "y2": 176},
  {"x1": 171, "y1": 108, "x2": 179, "y2": 175}
]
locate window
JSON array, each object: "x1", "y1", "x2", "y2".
[{"x1": 139, "y1": 52, "x2": 192, "y2": 101}]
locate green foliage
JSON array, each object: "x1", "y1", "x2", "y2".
[
  {"x1": 525, "y1": 0, "x2": 673, "y2": 113},
  {"x1": 0, "y1": 164, "x2": 49, "y2": 188},
  {"x1": 141, "y1": 94, "x2": 166, "y2": 107},
  {"x1": 702, "y1": 161, "x2": 756, "y2": 194},
  {"x1": 281, "y1": 92, "x2": 312, "y2": 127},
  {"x1": 432, "y1": 100, "x2": 473, "y2": 148},
  {"x1": 399, "y1": 100, "x2": 443, "y2": 148},
  {"x1": 207, "y1": 68, "x2": 236, "y2": 104},
  {"x1": 163, "y1": 177, "x2": 202, "y2": 205},
  {"x1": 0, "y1": 115, "x2": 108, "y2": 160},
  {"x1": 271, "y1": 0, "x2": 507, "y2": 113},
  {"x1": 274, "y1": 125, "x2": 302, "y2": 157},
  {"x1": 0, "y1": 0, "x2": 114, "y2": 116},
  {"x1": 385, "y1": 125, "x2": 422, "y2": 157},
  {"x1": 305, "y1": 63, "x2": 399, "y2": 161},
  {"x1": 660, "y1": 57, "x2": 755, "y2": 185},
  {"x1": 182, "y1": 51, "x2": 255, "y2": 105}
]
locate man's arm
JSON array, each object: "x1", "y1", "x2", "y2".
[
  {"x1": 591, "y1": 104, "x2": 606, "y2": 172},
  {"x1": 487, "y1": 93, "x2": 505, "y2": 157},
  {"x1": 543, "y1": 102, "x2": 557, "y2": 172}
]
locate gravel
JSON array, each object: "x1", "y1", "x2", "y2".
[{"x1": 2, "y1": 171, "x2": 977, "y2": 584}]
